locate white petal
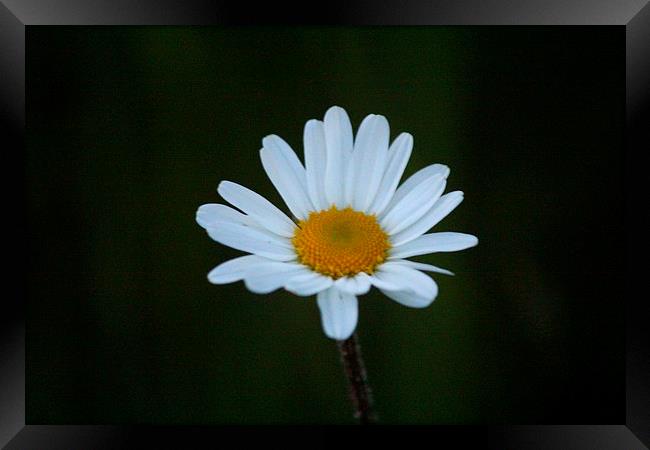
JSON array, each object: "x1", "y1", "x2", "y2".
[
  {"x1": 285, "y1": 271, "x2": 333, "y2": 296},
  {"x1": 387, "y1": 163, "x2": 450, "y2": 209},
  {"x1": 389, "y1": 259, "x2": 454, "y2": 276},
  {"x1": 323, "y1": 106, "x2": 353, "y2": 208},
  {"x1": 196, "y1": 203, "x2": 285, "y2": 245},
  {"x1": 380, "y1": 173, "x2": 446, "y2": 235},
  {"x1": 218, "y1": 181, "x2": 296, "y2": 238},
  {"x1": 379, "y1": 287, "x2": 438, "y2": 309},
  {"x1": 196, "y1": 203, "x2": 259, "y2": 230},
  {"x1": 366, "y1": 272, "x2": 400, "y2": 291},
  {"x1": 207, "y1": 255, "x2": 272, "y2": 284},
  {"x1": 372, "y1": 262, "x2": 437, "y2": 296},
  {"x1": 367, "y1": 132, "x2": 413, "y2": 215},
  {"x1": 347, "y1": 114, "x2": 390, "y2": 212},
  {"x1": 371, "y1": 263, "x2": 438, "y2": 308},
  {"x1": 260, "y1": 135, "x2": 313, "y2": 220},
  {"x1": 206, "y1": 222, "x2": 296, "y2": 261},
  {"x1": 390, "y1": 191, "x2": 464, "y2": 246},
  {"x1": 243, "y1": 261, "x2": 308, "y2": 294},
  {"x1": 303, "y1": 119, "x2": 329, "y2": 211},
  {"x1": 333, "y1": 272, "x2": 372, "y2": 295},
  {"x1": 317, "y1": 287, "x2": 358, "y2": 340},
  {"x1": 390, "y1": 232, "x2": 479, "y2": 259}
]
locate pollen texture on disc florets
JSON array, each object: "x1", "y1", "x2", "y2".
[{"x1": 292, "y1": 206, "x2": 391, "y2": 279}]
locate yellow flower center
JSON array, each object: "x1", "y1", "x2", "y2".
[{"x1": 292, "y1": 206, "x2": 391, "y2": 279}]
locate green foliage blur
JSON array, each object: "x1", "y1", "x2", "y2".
[{"x1": 27, "y1": 27, "x2": 624, "y2": 424}]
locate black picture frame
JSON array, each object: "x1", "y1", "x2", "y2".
[{"x1": 1, "y1": 1, "x2": 648, "y2": 448}]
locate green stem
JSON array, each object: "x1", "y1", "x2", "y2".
[{"x1": 337, "y1": 332, "x2": 376, "y2": 424}]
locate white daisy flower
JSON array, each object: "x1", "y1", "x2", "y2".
[{"x1": 197, "y1": 106, "x2": 478, "y2": 340}]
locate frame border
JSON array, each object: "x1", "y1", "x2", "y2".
[{"x1": 1, "y1": 1, "x2": 648, "y2": 448}]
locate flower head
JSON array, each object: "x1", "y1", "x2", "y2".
[{"x1": 196, "y1": 106, "x2": 478, "y2": 340}]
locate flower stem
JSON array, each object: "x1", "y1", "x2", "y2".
[{"x1": 337, "y1": 332, "x2": 376, "y2": 424}]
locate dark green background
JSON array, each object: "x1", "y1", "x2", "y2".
[{"x1": 27, "y1": 27, "x2": 624, "y2": 424}]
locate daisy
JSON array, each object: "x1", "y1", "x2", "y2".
[{"x1": 196, "y1": 106, "x2": 478, "y2": 340}]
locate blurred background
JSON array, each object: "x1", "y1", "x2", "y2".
[{"x1": 26, "y1": 27, "x2": 624, "y2": 424}]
